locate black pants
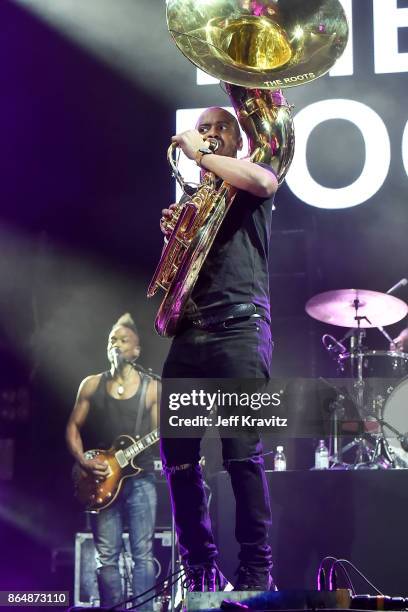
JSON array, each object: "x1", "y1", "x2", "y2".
[{"x1": 160, "y1": 316, "x2": 273, "y2": 569}]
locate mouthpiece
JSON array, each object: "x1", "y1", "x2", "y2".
[{"x1": 207, "y1": 138, "x2": 219, "y2": 152}]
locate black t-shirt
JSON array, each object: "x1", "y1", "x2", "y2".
[{"x1": 190, "y1": 164, "x2": 275, "y2": 315}]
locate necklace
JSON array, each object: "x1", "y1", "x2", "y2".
[{"x1": 113, "y1": 364, "x2": 137, "y2": 397}]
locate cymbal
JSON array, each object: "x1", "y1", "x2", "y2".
[{"x1": 305, "y1": 289, "x2": 408, "y2": 328}]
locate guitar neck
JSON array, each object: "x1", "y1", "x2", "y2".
[{"x1": 124, "y1": 429, "x2": 159, "y2": 461}]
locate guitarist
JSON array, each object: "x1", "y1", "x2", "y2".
[{"x1": 66, "y1": 313, "x2": 160, "y2": 610}]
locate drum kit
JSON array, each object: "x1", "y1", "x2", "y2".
[{"x1": 306, "y1": 286, "x2": 408, "y2": 469}]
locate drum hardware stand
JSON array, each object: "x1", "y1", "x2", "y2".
[
  {"x1": 318, "y1": 377, "x2": 356, "y2": 469},
  {"x1": 335, "y1": 404, "x2": 408, "y2": 469},
  {"x1": 368, "y1": 398, "x2": 397, "y2": 467},
  {"x1": 329, "y1": 392, "x2": 342, "y2": 465},
  {"x1": 339, "y1": 411, "x2": 406, "y2": 469},
  {"x1": 318, "y1": 377, "x2": 344, "y2": 467},
  {"x1": 373, "y1": 417, "x2": 408, "y2": 468},
  {"x1": 336, "y1": 302, "x2": 376, "y2": 467},
  {"x1": 326, "y1": 302, "x2": 398, "y2": 469},
  {"x1": 339, "y1": 435, "x2": 375, "y2": 466},
  {"x1": 347, "y1": 300, "x2": 370, "y2": 419},
  {"x1": 370, "y1": 434, "x2": 394, "y2": 468}
]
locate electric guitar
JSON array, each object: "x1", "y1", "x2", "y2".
[{"x1": 73, "y1": 429, "x2": 159, "y2": 512}]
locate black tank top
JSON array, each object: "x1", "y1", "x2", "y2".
[{"x1": 81, "y1": 371, "x2": 155, "y2": 472}]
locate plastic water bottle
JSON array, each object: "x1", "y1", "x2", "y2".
[
  {"x1": 314, "y1": 440, "x2": 329, "y2": 469},
  {"x1": 274, "y1": 446, "x2": 286, "y2": 471}
]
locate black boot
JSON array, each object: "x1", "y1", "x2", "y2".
[
  {"x1": 206, "y1": 564, "x2": 229, "y2": 592},
  {"x1": 184, "y1": 563, "x2": 228, "y2": 592},
  {"x1": 234, "y1": 565, "x2": 277, "y2": 591}
]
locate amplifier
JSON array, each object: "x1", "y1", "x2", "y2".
[{"x1": 74, "y1": 530, "x2": 172, "y2": 608}]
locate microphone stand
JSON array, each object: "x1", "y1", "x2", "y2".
[{"x1": 129, "y1": 360, "x2": 162, "y2": 381}]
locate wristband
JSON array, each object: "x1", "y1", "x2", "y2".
[{"x1": 195, "y1": 147, "x2": 214, "y2": 167}]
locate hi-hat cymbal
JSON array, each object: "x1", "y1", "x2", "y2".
[{"x1": 305, "y1": 289, "x2": 408, "y2": 328}]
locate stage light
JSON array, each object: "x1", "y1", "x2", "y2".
[
  {"x1": 0, "y1": 489, "x2": 60, "y2": 545},
  {"x1": 12, "y1": 0, "x2": 177, "y2": 101}
]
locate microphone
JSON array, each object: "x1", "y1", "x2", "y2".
[
  {"x1": 109, "y1": 347, "x2": 124, "y2": 372},
  {"x1": 386, "y1": 278, "x2": 407, "y2": 295},
  {"x1": 322, "y1": 334, "x2": 347, "y2": 355}
]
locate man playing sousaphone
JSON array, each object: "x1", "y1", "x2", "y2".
[
  {"x1": 159, "y1": 105, "x2": 279, "y2": 592},
  {"x1": 152, "y1": 0, "x2": 349, "y2": 593}
]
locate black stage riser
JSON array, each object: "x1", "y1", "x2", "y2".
[{"x1": 210, "y1": 470, "x2": 408, "y2": 596}]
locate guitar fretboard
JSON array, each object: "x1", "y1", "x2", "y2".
[{"x1": 124, "y1": 429, "x2": 159, "y2": 461}]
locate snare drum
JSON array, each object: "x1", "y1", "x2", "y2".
[
  {"x1": 337, "y1": 351, "x2": 408, "y2": 418},
  {"x1": 383, "y1": 377, "x2": 408, "y2": 467},
  {"x1": 338, "y1": 350, "x2": 408, "y2": 379}
]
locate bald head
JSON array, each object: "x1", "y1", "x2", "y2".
[
  {"x1": 196, "y1": 107, "x2": 243, "y2": 158},
  {"x1": 196, "y1": 107, "x2": 241, "y2": 140}
]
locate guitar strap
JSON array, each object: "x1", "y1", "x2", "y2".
[{"x1": 134, "y1": 372, "x2": 150, "y2": 439}]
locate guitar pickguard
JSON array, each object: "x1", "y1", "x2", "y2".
[{"x1": 115, "y1": 449, "x2": 128, "y2": 468}]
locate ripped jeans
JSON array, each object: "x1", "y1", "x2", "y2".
[
  {"x1": 90, "y1": 475, "x2": 157, "y2": 610},
  {"x1": 160, "y1": 317, "x2": 273, "y2": 569}
]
